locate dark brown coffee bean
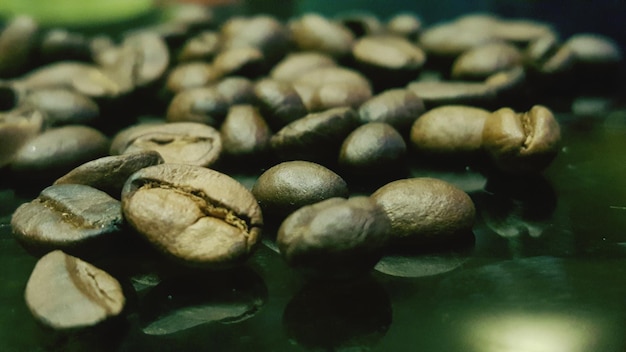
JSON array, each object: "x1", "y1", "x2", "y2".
[
  {"x1": 277, "y1": 196, "x2": 391, "y2": 279},
  {"x1": 293, "y1": 67, "x2": 372, "y2": 111},
  {"x1": 121, "y1": 163, "x2": 263, "y2": 268},
  {"x1": 339, "y1": 122, "x2": 406, "y2": 174},
  {"x1": 54, "y1": 151, "x2": 164, "y2": 198},
  {"x1": 252, "y1": 160, "x2": 349, "y2": 222},
  {"x1": 0, "y1": 15, "x2": 39, "y2": 78},
  {"x1": 177, "y1": 31, "x2": 221, "y2": 62},
  {"x1": 451, "y1": 42, "x2": 523, "y2": 81},
  {"x1": 254, "y1": 78, "x2": 308, "y2": 130},
  {"x1": 11, "y1": 125, "x2": 109, "y2": 179},
  {"x1": 406, "y1": 80, "x2": 496, "y2": 109},
  {"x1": 111, "y1": 122, "x2": 222, "y2": 167},
  {"x1": 166, "y1": 87, "x2": 229, "y2": 126},
  {"x1": 24, "y1": 88, "x2": 100, "y2": 126},
  {"x1": 11, "y1": 184, "x2": 123, "y2": 255},
  {"x1": 220, "y1": 105, "x2": 271, "y2": 160},
  {"x1": 269, "y1": 51, "x2": 336, "y2": 82},
  {"x1": 165, "y1": 62, "x2": 222, "y2": 94},
  {"x1": 289, "y1": 14, "x2": 355, "y2": 58},
  {"x1": 371, "y1": 177, "x2": 475, "y2": 247},
  {"x1": 25, "y1": 250, "x2": 125, "y2": 330},
  {"x1": 270, "y1": 107, "x2": 359, "y2": 163},
  {"x1": 358, "y1": 88, "x2": 424, "y2": 133},
  {"x1": 0, "y1": 105, "x2": 44, "y2": 167},
  {"x1": 482, "y1": 105, "x2": 561, "y2": 174},
  {"x1": 386, "y1": 13, "x2": 422, "y2": 40},
  {"x1": 410, "y1": 105, "x2": 490, "y2": 157}
]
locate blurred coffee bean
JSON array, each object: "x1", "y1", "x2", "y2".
[
  {"x1": 491, "y1": 18, "x2": 553, "y2": 46},
  {"x1": 11, "y1": 125, "x2": 109, "y2": 180},
  {"x1": 352, "y1": 35, "x2": 426, "y2": 89},
  {"x1": 24, "y1": 88, "x2": 100, "y2": 127},
  {"x1": 54, "y1": 151, "x2": 164, "y2": 199},
  {"x1": 269, "y1": 51, "x2": 336, "y2": 82},
  {"x1": 289, "y1": 14, "x2": 355, "y2": 58},
  {"x1": 220, "y1": 15, "x2": 290, "y2": 64},
  {"x1": 371, "y1": 177, "x2": 475, "y2": 248},
  {"x1": 252, "y1": 160, "x2": 349, "y2": 222},
  {"x1": 220, "y1": 105, "x2": 271, "y2": 161},
  {"x1": 214, "y1": 76, "x2": 257, "y2": 105},
  {"x1": 482, "y1": 105, "x2": 561, "y2": 174},
  {"x1": 166, "y1": 87, "x2": 229, "y2": 126},
  {"x1": 564, "y1": 33, "x2": 623, "y2": 91},
  {"x1": 213, "y1": 47, "x2": 265, "y2": 78},
  {"x1": 11, "y1": 184, "x2": 124, "y2": 255},
  {"x1": 386, "y1": 12, "x2": 422, "y2": 40},
  {"x1": 38, "y1": 29, "x2": 91, "y2": 64},
  {"x1": 293, "y1": 66, "x2": 372, "y2": 111},
  {"x1": 339, "y1": 122, "x2": 407, "y2": 176},
  {"x1": 165, "y1": 62, "x2": 222, "y2": 94},
  {"x1": 111, "y1": 122, "x2": 222, "y2": 167},
  {"x1": 0, "y1": 15, "x2": 39, "y2": 78},
  {"x1": 254, "y1": 78, "x2": 308, "y2": 130},
  {"x1": 451, "y1": 42, "x2": 523, "y2": 81},
  {"x1": 419, "y1": 19, "x2": 498, "y2": 60},
  {"x1": 24, "y1": 250, "x2": 125, "y2": 330},
  {"x1": 406, "y1": 80, "x2": 497, "y2": 109},
  {"x1": 410, "y1": 105, "x2": 490, "y2": 158},
  {"x1": 121, "y1": 163, "x2": 263, "y2": 268},
  {"x1": 277, "y1": 196, "x2": 391, "y2": 280},
  {"x1": 337, "y1": 12, "x2": 384, "y2": 37},
  {"x1": 358, "y1": 88, "x2": 424, "y2": 133},
  {"x1": 485, "y1": 67, "x2": 529, "y2": 108},
  {"x1": 0, "y1": 105, "x2": 43, "y2": 168},
  {"x1": 177, "y1": 31, "x2": 221, "y2": 62},
  {"x1": 13, "y1": 62, "x2": 104, "y2": 91},
  {"x1": 270, "y1": 107, "x2": 359, "y2": 164}
]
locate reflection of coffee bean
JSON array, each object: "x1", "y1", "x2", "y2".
[
  {"x1": 11, "y1": 184, "x2": 123, "y2": 256},
  {"x1": 121, "y1": 164, "x2": 263, "y2": 268},
  {"x1": 25, "y1": 250, "x2": 125, "y2": 330},
  {"x1": 277, "y1": 196, "x2": 391, "y2": 280}
]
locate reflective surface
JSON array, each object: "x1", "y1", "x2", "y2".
[{"x1": 2, "y1": 108, "x2": 626, "y2": 351}]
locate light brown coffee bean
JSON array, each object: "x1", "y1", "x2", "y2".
[{"x1": 386, "y1": 13, "x2": 422, "y2": 40}]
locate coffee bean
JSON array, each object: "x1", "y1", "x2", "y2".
[
  {"x1": 0, "y1": 105, "x2": 44, "y2": 167},
  {"x1": 38, "y1": 29, "x2": 91, "y2": 64},
  {"x1": 165, "y1": 62, "x2": 222, "y2": 94},
  {"x1": 166, "y1": 87, "x2": 229, "y2": 126},
  {"x1": 491, "y1": 18, "x2": 553, "y2": 46},
  {"x1": 358, "y1": 88, "x2": 424, "y2": 133},
  {"x1": 254, "y1": 78, "x2": 308, "y2": 130},
  {"x1": 386, "y1": 13, "x2": 422, "y2": 40},
  {"x1": 293, "y1": 67, "x2": 372, "y2": 111},
  {"x1": 11, "y1": 184, "x2": 123, "y2": 255},
  {"x1": 0, "y1": 15, "x2": 39, "y2": 78},
  {"x1": 11, "y1": 125, "x2": 109, "y2": 179},
  {"x1": 252, "y1": 160, "x2": 349, "y2": 222},
  {"x1": 25, "y1": 250, "x2": 125, "y2": 330},
  {"x1": 270, "y1": 107, "x2": 359, "y2": 164},
  {"x1": 269, "y1": 51, "x2": 336, "y2": 82},
  {"x1": 289, "y1": 14, "x2": 355, "y2": 58},
  {"x1": 220, "y1": 15, "x2": 290, "y2": 64},
  {"x1": 451, "y1": 42, "x2": 523, "y2": 81},
  {"x1": 177, "y1": 31, "x2": 220, "y2": 62},
  {"x1": 337, "y1": 12, "x2": 384, "y2": 38},
  {"x1": 220, "y1": 104, "x2": 271, "y2": 160},
  {"x1": 482, "y1": 105, "x2": 561, "y2": 174},
  {"x1": 277, "y1": 196, "x2": 391, "y2": 279},
  {"x1": 371, "y1": 177, "x2": 475, "y2": 247},
  {"x1": 12, "y1": 62, "x2": 103, "y2": 91},
  {"x1": 213, "y1": 47, "x2": 266, "y2": 78},
  {"x1": 24, "y1": 88, "x2": 100, "y2": 127},
  {"x1": 406, "y1": 80, "x2": 496, "y2": 109},
  {"x1": 121, "y1": 163, "x2": 263, "y2": 268},
  {"x1": 419, "y1": 19, "x2": 498, "y2": 59},
  {"x1": 214, "y1": 76, "x2": 257, "y2": 106},
  {"x1": 54, "y1": 151, "x2": 164, "y2": 198},
  {"x1": 339, "y1": 122, "x2": 407, "y2": 175},
  {"x1": 111, "y1": 122, "x2": 222, "y2": 167}
]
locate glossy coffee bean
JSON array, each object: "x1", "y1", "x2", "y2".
[
  {"x1": 482, "y1": 105, "x2": 561, "y2": 174},
  {"x1": 11, "y1": 125, "x2": 109, "y2": 179},
  {"x1": 25, "y1": 250, "x2": 125, "y2": 330},
  {"x1": 277, "y1": 196, "x2": 391, "y2": 280},
  {"x1": 166, "y1": 87, "x2": 229, "y2": 126},
  {"x1": 24, "y1": 88, "x2": 100, "y2": 126},
  {"x1": 11, "y1": 184, "x2": 123, "y2": 255},
  {"x1": 269, "y1": 51, "x2": 336, "y2": 82},
  {"x1": 371, "y1": 177, "x2": 475, "y2": 247},
  {"x1": 410, "y1": 105, "x2": 490, "y2": 157},
  {"x1": 220, "y1": 105, "x2": 272, "y2": 160},
  {"x1": 54, "y1": 151, "x2": 164, "y2": 198},
  {"x1": 0, "y1": 105, "x2": 44, "y2": 167},
  {"x1": 252, "y1": 160, "x2": 349, "y2": 222},
  {"x1": 358, "y1": 88, "x2": 424, "y2": 133},
  {"x1": 270, "y1": 107, "x2": 359, "y2": 164},
  {"x1": 111, "y1": 122, "x2": 222, "y2": 167},
  {"x1": 451, "y1": 42, "x2": 523, "y2": 81},
  {"x1": 121, "y1": 163, "x2": 263, "y2": 268},
  {"x1": 0, "y1": 15, "x2": 38, "y2": 78},
  {"x1": 289, "y1": 14, "x2": 355, "y2": 58},
  {"x1": 254, "y1": 78, "x2": 308, "y2": 130},
  {"x1": 339, "y1": 122, "x2": 406, "y2": 175}
]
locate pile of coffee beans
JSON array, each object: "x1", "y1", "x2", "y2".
[{"x1": 1, "y1": 3, "x2": 622, "y2": 331}]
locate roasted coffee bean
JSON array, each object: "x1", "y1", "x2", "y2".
[
  {"x1": 269, "y1": 51, "x2": 336, "y2": 82},
  {"x1": 12, "y1": 62, "x2": 104, "y2": 91},
  {"x1": 254, "y1": 78, "x2": 308, "y2": 130},
  {"x1": 419, "y1": 18, "x2": 498, "y2": 59},
  {"x1": 386, "y1": 13, "x2": 422, "y2": 40},
  {"x1": 38, "y1": 29, "x2": 91, "y2": 64},
  {"x1": 121, "y1": 163, "x2": 263, "y2": 268},
  {"x1": 0, "y1": 105, "x2": 44, "y2": 167},
  {"x1": 371, "y1": 177, "x2": 475, "y2": 247},
  {"x1": 11, "y1": 184, "x2": 123, "y2": 255},
  {"x1": 277, "y1": 196, "x2": 391, "y2": 280},
  {"x1": 213, "y1": 47, "x2": 266, "y2": 78},
  {"x1": 289, "y1": 14, "x2": 355, "y2": 58},
  {"x1": 25, "y1": 250, "x2": 125, "y2": 330},
  {"x1": 270, "y1": 107, "x2": 359, "y2": 164},
  {"x1": 339, "y1": 122, "x2": 406, "y2": 175},
  {"x1": 485, "y1": 67, "x2": 529, "y2": 108},
  {"x1": 113, "y1": 31, "x2": 170, "y2": 89},
  {"x1": 410, "y1": 105, "x2": 490, "y2": 157},
  {"x1": 252, "y1": 160, "x2": 349, "y2": 222},
  {"x1": 358, "y1": 88, "x2": 424, "y2": 133},
  {"x1": 24, "y1": 88, "x2": 100, "y2": 126},
  {"x1": 177, "y1": 31, "x2": 221, "y2": 62},
  {"x1": 166, "y1": 87, "x2": 229, "y2": 126},
  {"x1": 220, "y1": 105, "x2": 271, "y2": 161},
  {"x1": 406, "y1": 80, "x2": 497, "y2": 109},
  {"x1": 293, "y1": 66, "x2": 372, "y2": 111},
  {"x1": 0, "y1": 15, "x2": 39, "y2": 78},
  {"x1": 165, "y1": 62, "x2": 222, "y2": 94},
  {"x1": 111, "y1": 122, "x2": 222, "y2": 167},
  {"x1": 54, "y1": 151, "x2": 164, "y2": 198},
  {"x1": 565, "y1": 33, "x2": 622, "y2": 65},
  {"x1": 564, "y1": 33, "x2": 623, "y2": 90},
  {"x1": 337, "y1": 12, "x2": 384, "y2": 37},
  {"x1": 10, "y1": 125, "x2": 109, "y2": 179},
  {"x1": 451, "y1": 42, "x2": 523, "y2": 81},
  {"x1": 482, "y1": 105, "x2": 561, "y2": 174},
  {"x1": 214, "y1": 76, "x2": 257, "y2": 106},
  {"x1": 491, "y1": 18, "x2": 552, "y2": 46},
  {"x1": 352, "y1": 35, "x2": 426, "y2": 89},
  {"x1": 220, "y1": 15, "x2": 290, "y2": 64}
]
